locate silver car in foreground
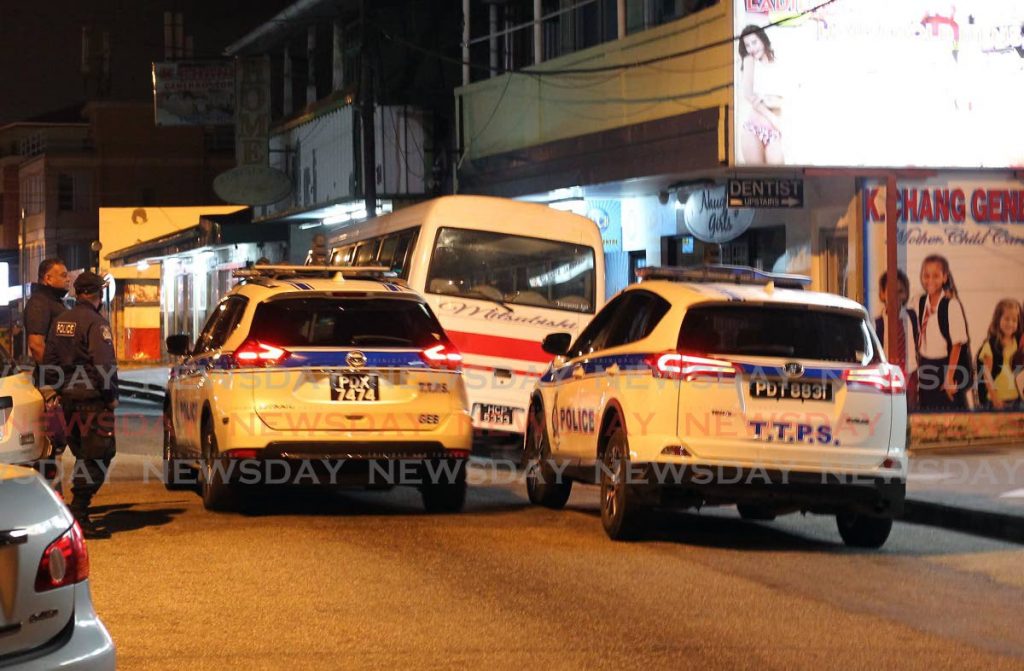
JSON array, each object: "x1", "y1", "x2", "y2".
[{"x1": 0, "y1": 465, "x2": 115, "y2": 669}]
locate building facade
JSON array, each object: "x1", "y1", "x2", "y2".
[{"x1": 454, "y1": 0, "x2": 1024, "y2": 443}]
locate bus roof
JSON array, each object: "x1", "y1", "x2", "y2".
[{"x1": 328, "y1": 195, "x2": 603, "y2": 248}]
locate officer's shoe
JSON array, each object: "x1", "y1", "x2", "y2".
[{"x1": 73, "y1": 512, "x2": 111, "y2": 540}]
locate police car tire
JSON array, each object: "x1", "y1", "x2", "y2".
[
  {"x1": 421, "y1": 477, "x2": 467, "y2": 514},
  {"x1": 835, "y1": 513, "x2": 892, "y2": 549},
  {"x1": 736, "y1": 504, "x2": 777, "y2": 521},
  {"x1": 201, "y1": 420, "x2": 241, "y2": 512},
  {"x1": 600, "y1": 428, "x2": 645, "y2": 541},
  {"x1": 525, "y1": 406, "x2": 572, "y2": 509},
  {"x1": 162, "y1": 410, "x2": 191, "y2": 491}
]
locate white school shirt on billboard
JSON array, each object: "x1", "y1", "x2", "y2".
[
  {"x1": 879, "y1": 309, "x2": 918, "y2": 374},
  {"x1": 918, "y1": 295, "x2": 968, "y2": 360}
]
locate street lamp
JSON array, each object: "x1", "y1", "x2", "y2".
[{"x1": 90, "y1": 240, "x2": 103, "y2": 272}]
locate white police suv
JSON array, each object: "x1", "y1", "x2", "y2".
[
  {"x1": 163, "y1": 266, "x2": 472, "y2": 512},
  {"x1": 525, "y1": 266, "x2": 907, "y2": 547}
]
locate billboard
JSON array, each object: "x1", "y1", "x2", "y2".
[
  {"x1": 733, "y1": 1, "x2": 1024, "y2": 168},
  {"x1": 153, "y1": 61, "x2": 234, "y2": 126},
  {"x1": 864, "y1": 175, "x2": 1024, "y2": 413}
]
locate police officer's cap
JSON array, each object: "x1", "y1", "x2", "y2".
[{"x1": 74, "y1": 271, "x2": 107, "y2": 295}]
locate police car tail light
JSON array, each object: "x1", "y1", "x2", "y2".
[
  {"x1": 35, "y1": 521, "x2": 89, "y2": 592},
  {"x1": 648, "y1": 352, "x2": 737, "y2": 381},
  {"x1": 233, "y1": 340, "x2": 291, "y2": 367},
  {"x1": 420, "y1": 342, "x2": 463, "y2": 370},
  {"x1": 843, "y1": 363, "x2": 906, "y2": 395}
]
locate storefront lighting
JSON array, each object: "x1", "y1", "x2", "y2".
[
  {"x1": 136, "y1": 260, "x2": 150, "y2": 271},
  {"x1": 547, "y1": 197, "x2": 586, "y2": 214},
  {"x1": 299, "y1": 222, "x2": 323, "y2": 230}
]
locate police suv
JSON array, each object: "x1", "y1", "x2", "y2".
[
  {"x1": 163, "y1": 265, "x2": 472, "y2": 512},
  {"x1": 525, "y1": 266, "x2": 907, "y2": 547}
]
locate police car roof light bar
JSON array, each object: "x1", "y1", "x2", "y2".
[
  {"x1": 232, "y1": 264, "x2": 395, "y2": 280},
  {"x1": 636, "y1": 264, "x2": 811, "y2": 289}
]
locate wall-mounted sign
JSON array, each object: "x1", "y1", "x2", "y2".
[
  {"x1": 682, "y1": 187, "x2": 754, "y2": 243},
  {"x1": 728, "y1": 178, "x2": 803, "y2": 208},
  {"x1": 213, "y1": 165, "x2": 292, "y2": 206},
  {"x1": 734, "y1": 1, "x2": 1024, "y2": 168},
  {"x1": 235, "y1": 56, "x2": 271, "y2": 166},
  {"x1": 152, "y1": 61, "x2": 234, "y2": 126}
]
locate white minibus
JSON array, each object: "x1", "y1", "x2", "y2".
[{"x1": 327, "y1": 195, "x2": 606, "y2": 435}]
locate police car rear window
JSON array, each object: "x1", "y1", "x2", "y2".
[
  {"x1": 248, "y1": 297, "x2": 445, "y2": 348},
  {"x1": 677, "y1": 305, "x2": 876, "y2": 364}
]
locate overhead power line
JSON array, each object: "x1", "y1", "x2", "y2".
[{"x1": 378, "y1": 0, "x2": 838, "y2": 79}]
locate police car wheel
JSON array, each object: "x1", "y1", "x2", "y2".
[
  {"x1": 835, "y1": 513, "x2": 893, "y2": 549},
  {"x1": 200, "y1": 420, "x2": 240, "y2": 511},
  {"x1": 421, "y1": 472, "x2": 467, "y2": 514},
  {"x1": 524, "y1": 405, "x2": 572, "y2": 509},
  {"x1": 600, "y1": 428, "x2": 645, "y2": 541},
  {"x1": 162, "y1": 410, "x2": 191, "y2": 491},
  {"x1": 736, "y1": 504, "x2": 777, "y2": 521}
]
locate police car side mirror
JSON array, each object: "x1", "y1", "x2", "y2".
[
  {"x1": 541, "y1": 332, "x2": 572, "y2": 356},
  {"x1": 166, "y1": 334, "x2": 191, "y2": 356}
]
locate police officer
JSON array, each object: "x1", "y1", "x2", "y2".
[
  {"x1": 44, "y1": 271, "x2": 118, "y2": 538},
  {"x1": 24, "y1": 258, "x2": 70, "y2": 488}
]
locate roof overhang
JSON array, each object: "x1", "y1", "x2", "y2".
[{"x1": 224, "y1": 0, "x2": 357, "y2": 57}]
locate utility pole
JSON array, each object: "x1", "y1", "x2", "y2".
[{"x1": 360, "y1": 0, "x2": 377, "y2": 218}]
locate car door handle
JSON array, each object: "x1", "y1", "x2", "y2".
[{"x1": 572, "y1": 365, "x2": 585, "y2": 379}]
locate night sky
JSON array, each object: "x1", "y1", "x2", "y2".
[{"x1": 0, "y1": 0, "x2": 292, "y2": 124}]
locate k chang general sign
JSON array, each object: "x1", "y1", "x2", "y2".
[{"x1": 864, "y1": 186, "x2": 1024, "y2": 225}]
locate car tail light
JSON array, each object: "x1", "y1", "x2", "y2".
[
  {"x1": 646, "y1": 352, "x2": 737, "y2": 381},
  {"x1": 420, "y1": 342, "x2": 463, "y2": 370},
  {"x1": 35, "y1": 521, "x2": 89, "y2": 592},
  {"x1": 224, "y1": 449, "x2": 260, "y2": 459},
  {"x1": 843, "y1": 363, "x2": 906, "y2": 395},
  {"x1": 233, "y1": 340, "x2": 291, "y2": 367}
]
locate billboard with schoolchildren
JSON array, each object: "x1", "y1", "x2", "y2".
[{"x1": 865, "y1": 176, "x2": 1024, "y2": 414}]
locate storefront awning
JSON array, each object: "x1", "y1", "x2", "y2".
[
  {"x1": 106, "y1": 209, "x2": 289, "y2": 266},
  {"x1": 458, "y1": 107, "x2": 721, "y2": 198}
]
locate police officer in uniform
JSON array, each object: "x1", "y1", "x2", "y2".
[
  {"x1": 44, "y1": 272, "x2": 118, "y2": 538},
  {"x1": 24, "y1": 258, "x2": 70, "y2": 489}
]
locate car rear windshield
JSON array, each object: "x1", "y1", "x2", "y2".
[
  {"x1": 248, "y1": 296, "x2": 446, "y2": 348},
  {"x1": 677, "y1": 305, "x2": 877, "y2": 364}
]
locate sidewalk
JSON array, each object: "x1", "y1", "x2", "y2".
[
  {"x1": 903, "y1": 445, "x2": 1024, "y2": 543},
  {"x1": 119, "y1": 364, "x2": 169, "y2": 403}
]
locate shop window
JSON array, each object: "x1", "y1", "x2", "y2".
[
  {"x1": 629, "y1": 250, "x2": 647, "y2": 284},
  {"x1": 821, "y1": 230, "x2": 850, "y2": 298},
  {"x1": 58, "y1": 174, "x2": 74, "y2": 211}
]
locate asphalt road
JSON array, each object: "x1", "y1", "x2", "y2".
[{"x1": 77, "y1": 405, "x2": 1024, "y2": 670}]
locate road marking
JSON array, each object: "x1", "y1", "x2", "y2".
[{"x1": 998, "y1": 488, "x2": 1024, "y2": 499}]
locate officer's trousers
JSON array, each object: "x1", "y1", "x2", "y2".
[{"x1": 61, "y1": 397, "x2": 117, "y2": 513}]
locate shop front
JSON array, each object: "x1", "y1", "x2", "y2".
[{"x1": 105, "y1": 211, "x2": 288, "y2": 360}]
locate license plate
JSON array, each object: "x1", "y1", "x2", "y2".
[
  {"x1": 331, "y1": 373, "x2": 379, "y2": 401},
  {"x1": 749, "y1": 380, "x2": 833, "y2": 402},
  {"x1": 478, "y1": 403, "x2": 514, "y2": 425}
]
